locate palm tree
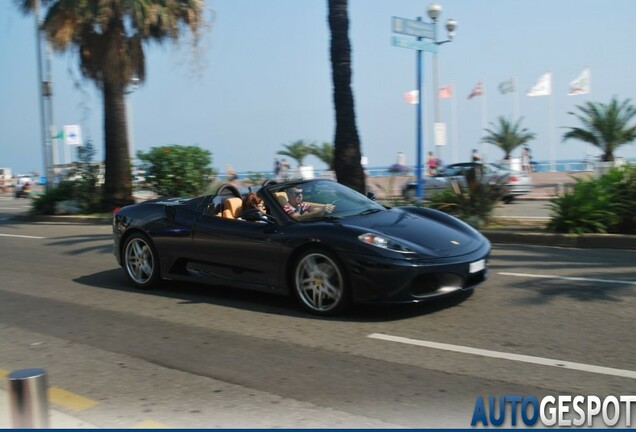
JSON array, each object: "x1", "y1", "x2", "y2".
[
  {"x1": 309, "y1": 141, "x2": 334, "y2": 170},
  {"x1": 277, "y1": 140, "x2": 312, "y2": 167},
  {"x1": 328, "y1": 0, "x2": 365, "y2": 193},
  {"x1": 17, "y1": 0, "x2": 206, "y2": 209},
  {"x1": 562, "y1": 97, "x2": 636, "y2": 162},
  {"x1": 482, "y1": 117, "x2": 536, "y2": 160}
]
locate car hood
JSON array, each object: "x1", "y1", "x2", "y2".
[{"x1": 343, "y1": 208, "x2": 482, "y2": 257}]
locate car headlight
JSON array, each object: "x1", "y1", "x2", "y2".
[{"x1": 358, "y1": 233, "x2": 414, "y2": 253}]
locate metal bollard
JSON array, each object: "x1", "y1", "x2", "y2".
[{"x1": 8, "y1": 368, "x2": 50, "y2": 428}]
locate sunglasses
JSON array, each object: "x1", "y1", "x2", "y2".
[{"x1": 293, "y1": 192, "x2": 303, "y2": 196}]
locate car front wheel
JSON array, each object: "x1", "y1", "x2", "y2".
[
  {"x1": 123, "y1": 233, "x2": 160, "y2": 289},
  {"x1": 293, "y1": 250, "x2": 349, "y2": 315}
]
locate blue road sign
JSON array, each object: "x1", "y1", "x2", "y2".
[
  {"x1": 391, "y1": 16, "x2": 435, "y2": 39},
  {"x1": 391, "y1": 36, "x2": 438, "y2": 53}
]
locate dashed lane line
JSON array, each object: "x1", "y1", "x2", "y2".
[
  {"x1": 498, "y1": 271, "x2": 636, "y2": 285},
  {"x1": 0, "y1": 233, "x2": 45, "y2": 239},
  {"x1": 368, "y1": 333, "x2": 636, "y2": 380}
]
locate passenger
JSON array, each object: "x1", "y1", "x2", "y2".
[
  {"x1": 282, "y1": 187, "x2": 334, "y2": 220},
  {"x1": 239, "y1": 192, "x2": 267, "y2": 222},
  {"x1": 242, "y1": 192, "x2": 266, "y2": 213}
]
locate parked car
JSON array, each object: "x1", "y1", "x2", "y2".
[
  {"x1": 402, "y1": 162, "x2": 533, "y2": 203},
  {"x1": 113, "y1": 179, "x2": 491, "y2": 315},
  {"x1": 489, "y1": 162, "x2": 533, "y2": 197}
]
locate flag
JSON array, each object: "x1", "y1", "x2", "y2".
[
  {"x1": 438, "y1": 84, "x2": 452, "y2": 99},
  {"x1": 527, "y1": 72, "x2": 551, "y2": 97},
  {"x1": 498, "y1": 78, "x2": 514, "y2": 95},
  {"x1": 403, "y1": 90, "x2": 419, "y2": 104},
  {"x1": 568, "y1": 68, "x2": 590, "y2": 96},
  {"x1": 468, "y1": 81, "x2": 483, "y2": 99}
]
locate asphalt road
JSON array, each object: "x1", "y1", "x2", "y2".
[{"x1": 0, "y1": 202, "x2": 635, "y2": 428}]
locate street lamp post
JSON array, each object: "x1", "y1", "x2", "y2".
[
  {"x1": 34, "y1": 0, "x2": 55, "y2": 192},
  {"x1": 125, "y1": 77, "x2": 140, "y2": 165},
  {"x1": 427, "y1": 3, "x2": 457, "y2": 163}
]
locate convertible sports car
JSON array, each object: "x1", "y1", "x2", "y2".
[{"x1": 113, "y1": 179, "x2": 490, "y2": 315}]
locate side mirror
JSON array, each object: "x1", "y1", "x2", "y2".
[{"x1": 366, "y1": 191, "x2": 377, "y2": 201}]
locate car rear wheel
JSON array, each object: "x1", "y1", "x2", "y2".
[
  {"x1": 123, "y1": 233, "x2": 160, "y2": 289},
  {"x1": 293, "y1": 250, "x2": 349, "y2": 315}
]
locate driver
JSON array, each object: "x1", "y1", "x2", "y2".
[{"x1": 282, "y1": 187, "x2": 334, "y2": 220}]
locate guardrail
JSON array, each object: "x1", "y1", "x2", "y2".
[{"x1": 208, "y1": 157, "x2": 636, "y2": 182}]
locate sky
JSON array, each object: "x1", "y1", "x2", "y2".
[{"x1": 1, "y1": 0, "x2": 636, "y2": 177}]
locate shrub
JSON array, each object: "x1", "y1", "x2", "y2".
[
  {"x1": 31, "y1": 181, "x2": 79, "y2": 215},
  {"x1": 32, "y1": 141, "x2": 104, "y2": 215},
  {"x1": 137, "y1": 145, "x2": 214, "y2": 197},
  {"x1": 427, "y1": 168, "x2": 508, "y2": 228},
  {"x1": 547, "y1": 164, "x2": 636, "y2": 234}
]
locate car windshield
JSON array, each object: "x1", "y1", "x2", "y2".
[{"x1": 270, "y1": 180, "x2": 385, "y2": 220}]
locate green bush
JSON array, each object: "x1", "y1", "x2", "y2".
[
  {"x1": 137, "y1": 145, "x2": 214, "y2": 197},
  {"x1": 547, "y1": 164, "x2": 636, "y2": 234},
  {"x1": 31, "y1": 181, "x2": 79, "y2": 215}
]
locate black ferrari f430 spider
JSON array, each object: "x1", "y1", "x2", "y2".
[{"x1": 113, "y1": 179, "x2": 490, "y2": 315}]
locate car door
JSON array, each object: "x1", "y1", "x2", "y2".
[
  {"x1": 191, "y1": 214, "x2": 284, "y2": 289},
  {"x1": 437, "y1": 165, "x2": 467, "y2": 191}
]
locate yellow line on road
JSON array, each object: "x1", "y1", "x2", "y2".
[
  {"x1": 0, "y1": 369, "x2": 7, "y2": 378},
  {"x1": 133, "y1": 420, "x2": 171, "y2": 428},
  {"x1": 48, "y1": 386, "x2": 98, "y2": 411}
]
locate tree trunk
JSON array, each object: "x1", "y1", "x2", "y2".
[
  {"x1": 328, "y1": 0, "x2": 366, "y2": 194},
  {"x1": 102, "y1": 79, "x2": 133, "y2": 209}
]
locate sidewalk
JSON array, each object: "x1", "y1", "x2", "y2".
[
  {"x1": 367, "y1": 170, "x2": 594, "y2": 201},
  {"x1": 520, "y1": 170, "x2": 593, "y2": 200}
]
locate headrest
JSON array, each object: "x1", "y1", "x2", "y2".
[{"x1": 223, "y1": 197, "x2": 243, "y2": 218}]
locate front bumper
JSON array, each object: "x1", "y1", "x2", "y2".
[{"x1": 340, "y1": 243, "x2": 490, "y2": 304}]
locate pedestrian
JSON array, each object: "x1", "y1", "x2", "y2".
[
  {"x1": 280, "y1": 159, "x2": 290, "y2": 180},
  {"x1": 273, "y1": 158, "x2": 281, "y2": 179},
  {"x1": 225, "y1": 164, "x2": 238, "y2": 182},
  {"x1": 427, "y1": 152, "x2": 437, "y2": 176},
  {"x1": 522, "y1": 147, "x2": 532, "y2": 172},
  {"x1": 472, "y1": 149, "x2": 482, "y2": 163}
]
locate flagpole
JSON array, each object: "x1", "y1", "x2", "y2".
[
  {"x1": 549, "y1": 74, "x2": 556, "y2": 172},
  {"x1": 451, "y1": 81, "x2": 458, "y2": 164},
  {"x1": 481, "y1": 78, "x2": 488, "y2": 161},
  {"x1": 415, "y1": 17, "x2": 424, "y2": 200},
  {"x1": 513, "y1": 74, "x2": 520, "y2": 122}
]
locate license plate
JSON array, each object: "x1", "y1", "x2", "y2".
[{"x1": 469, "y1": 259, "x2": 485, "y2": 273}]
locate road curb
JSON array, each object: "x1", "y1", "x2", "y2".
[{"x1": 483, "y1": 230, "x2": 636, "y2": 250}]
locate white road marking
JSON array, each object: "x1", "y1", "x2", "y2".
[
  {"x1": 499, "y1": 271, "x2": 636, "y2": 285},
  {"x1": 496, "y1": 216, "x2": 550, "y2": 220},
  {"x1": 0, "y1": 233, "x2": 45, "y2": 239},
  {"x1": 0, "y1": 207, "x2": 22, "y2": 210},
  {"x1": 368, "y1": 333, "x2": 636, "y2": 379}
]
